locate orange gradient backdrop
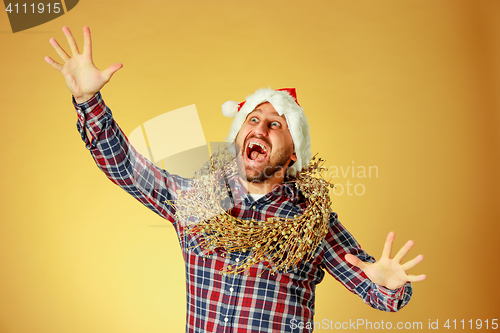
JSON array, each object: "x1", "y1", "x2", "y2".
[{"x1": 0, "y1": 0, "x2": 499, "y2": 332}]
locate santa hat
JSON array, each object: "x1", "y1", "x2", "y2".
[{"x1": 222, "y1": 88, "x2": 312, "y2": 177}]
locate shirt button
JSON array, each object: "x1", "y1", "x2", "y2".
[
  {"x1": 252, "y1": 206, "x2": 256, "y2": 210},
  {"x1": 224, "y1": 317, "x2": 229, "y2": 322},
  {"x1": 235, "y1": 258, "x2": 240, "y2": 262},
  {"x1": 229, "y1": 287, "x2": 234, "y2": 292}
]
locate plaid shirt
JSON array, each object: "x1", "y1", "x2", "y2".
[{"x1": 73, "y1": 92, "x2": 412, "y2": 333}]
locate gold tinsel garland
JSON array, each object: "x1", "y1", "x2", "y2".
[{"x1": 174, "y1": 148, "x2": 334, "y2": 276}]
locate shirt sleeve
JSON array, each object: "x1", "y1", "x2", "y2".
[
  {"x1": 321, "y1": 213, "x2": 412, "y2": 312},
  {"x1": 72, "y1": 92, "x2": 190, "y2": 223}
]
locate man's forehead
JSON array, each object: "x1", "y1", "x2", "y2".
[{"x1": 250, "y1": 103, "x2": 286, "y2": 118}]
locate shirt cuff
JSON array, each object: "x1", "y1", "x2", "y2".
[
  {"x1": 72, "y1": 91, "x2": 109, "y2": 149},
  {"x1": 377, "y1": 282, "x2": 413, "y2": 310}
]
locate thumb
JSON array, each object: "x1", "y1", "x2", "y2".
[
  {"x1": 345, "y1": 254, "x2": 367, "y2": 270},
  {"x1": 102, "y1": 63, "x2": 123, "y2": 83}
]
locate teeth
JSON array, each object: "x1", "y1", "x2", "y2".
[{"x1": 248, "y1": 142, "x2": 267, "y2": 152}]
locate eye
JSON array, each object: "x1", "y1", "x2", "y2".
[
  {"x1": 250, "y1": 117, "x2": 259, "y2": 123},
  {"x1": 271, "y1": 121, "x2": 281, "y2": 127}
]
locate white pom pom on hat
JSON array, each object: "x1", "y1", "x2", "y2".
[
  {"x1": 221, "y1": 100, "x2": 240, "y2": 118},
  {"x1": 222, "y1": 88, "x2": 312, "y2": 177}
]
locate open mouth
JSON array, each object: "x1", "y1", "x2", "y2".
[{"x1": 245, "y1": 141, "x2": 269, "y2": 162}]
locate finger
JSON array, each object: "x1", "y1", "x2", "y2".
[
  {"x1": 394, "y1": 240, "x2": 415, "y2": 263},
  {"x1": 345, "y1": 254, "x2": 369, "y2": 271},
  {"x1": 82, "y1": 26, "x2": 92, "y2": 57},
  {"x1": 406, "y1": 274, "x2": 427, "y2": 283},
  {"x1": 49, "y1": 38, "x2": 70, "y2": 61},
  {"x1": 44, "y1": 56, "x2": 63, "y2": 71},
  {"x1": 62, "y1": 26, "x2": 80, "y2": 55},
  {"x1": 381, "y1": 231, "x2": 395, "y2": 259},
  {"x1": 102, "y1": 63, "x2": 123, "y2": 83},
  {"x1": 401, "y1": 254, "x2": 424, "y2": 271}
]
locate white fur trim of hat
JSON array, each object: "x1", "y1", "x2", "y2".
[{"x1": 222, "y1": 88, "x2": 312, "y2": 177}]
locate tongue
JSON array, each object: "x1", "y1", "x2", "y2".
[{"x1": 250, "y1": 151, "x2": 261, "y2": 160}]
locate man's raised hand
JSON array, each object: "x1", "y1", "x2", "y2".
[
  {"x1": 345, "y1": 232, "x2": 426, "y2": 290},
  {"x1": 45, "y1": 26, "x2": 122, "y2": 104}
]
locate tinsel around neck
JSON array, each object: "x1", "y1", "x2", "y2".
[{"x1": 174, "y1": 149, "x2": 334, "y2": 276}]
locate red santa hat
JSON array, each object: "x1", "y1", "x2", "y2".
[{"x1": 222, "y1": 88, "x2": 312, "y2": 177}]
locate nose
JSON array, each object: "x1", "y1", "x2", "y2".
[{"x1": 253, "y1": 120, "x2": 269, "y2": 137}]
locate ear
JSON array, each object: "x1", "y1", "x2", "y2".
[{"x1": 291, "y1": 151, "x2": 297, "y2": 162}]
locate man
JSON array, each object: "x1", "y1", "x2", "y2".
[{"x1": 45, "y1": 26, "x2": 426, "y2": 333}]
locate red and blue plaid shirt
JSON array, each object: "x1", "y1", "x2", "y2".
[{"x1": 73, "y1": 92, "x2": 412, "y2": 333}]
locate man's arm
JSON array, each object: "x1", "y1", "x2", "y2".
[
  {"x1": 321, "y1": 214, "x2": 420, "y2": 312},
  {"x1": 73, "y1": 91, "x2": 190, "y2": 222}
]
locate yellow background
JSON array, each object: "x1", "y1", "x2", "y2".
[{"x1": 1, "y1": 0, "x2": 499, "y2": 332}]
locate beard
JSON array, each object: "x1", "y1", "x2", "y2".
[{"x1": 235, "y1": 135, "x2": 294, "y2": 183}]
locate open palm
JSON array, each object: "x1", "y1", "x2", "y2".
[
  {"x1": 345, "y1": 232, "x2": 426, "y2": 290},
  {"x1": 45, "y1": 26, "x2": 122, "y2": 103}
]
